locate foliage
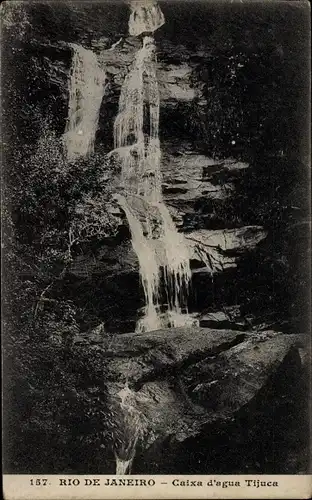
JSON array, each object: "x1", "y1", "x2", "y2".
[
  {"x1": 2, "y1": 0, "x2": 309, "y2": 473},
  {"x1": 3, "y1": 122, "x2": 122, "y2": 472},
  {"x1": 3, "y1": 332, "x2": 120, "y2": 472},
  {"x1": 189, "y1": 46, "x2": 295, "y2": 162}
]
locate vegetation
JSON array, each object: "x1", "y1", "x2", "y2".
[
  {"x1": 2, "y1": 123, "x2": 122, "y2": 471},
  {"x1": 2, "y1": 1, "x2": 309, "y2": 473},
  {"x1": 2, "y1": 17, "x2": 121, "y2": 465}
]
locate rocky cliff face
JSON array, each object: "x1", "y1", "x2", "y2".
[
  {"x1": 73, "y1": 326, "x2": 308, "y2": 473},
  {"x1": 6, "y1": 2, "x2": 308, "y2": 335},
  {"x1": 45, "y1": 25, "x2": 267, "y2": 330},
  {"x1": 3, "y1": 1, "x2": 309, "y2": 477}
]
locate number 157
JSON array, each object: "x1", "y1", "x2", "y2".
[{"x1": 30, "y1": 478, "x2": 48, "y2": 486}]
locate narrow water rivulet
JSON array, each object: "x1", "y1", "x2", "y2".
[
  {"x1": 113, "y1": 0, "x2": 192, "y2": 333},
  {"x1": 63, "y1": 44, "x2": 106, "y2": 161}
]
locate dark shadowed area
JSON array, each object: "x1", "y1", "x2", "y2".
[{"x1": 2, "y1": 0, "x2": 310, "y2": 475}]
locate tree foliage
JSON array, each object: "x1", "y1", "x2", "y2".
[
  {"x1": 3, "y1": 122, "x2": 122, "y2": 471},
  {"x1": 2, "y1": 0, "x2": 309, "y2": 473}
]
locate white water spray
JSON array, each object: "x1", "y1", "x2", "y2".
[
  {"x1": 114, "y1": 2, "x2": 191, "y2": 332},
  {"x1": 115, "y1": 457, "x2": 134, "y2": 475},
  {"x1": 117, "y1": 194, "x2": 162, "y2": 332},
  {"x1": 114, "y1": 382, "x2": 142, "y2": 475},
  {"x1": 128, "y1": 0, "x2": 165, "y2": 36},
  {"x1": 63, "y1": 44, "x2": 106, "y2": 161}
]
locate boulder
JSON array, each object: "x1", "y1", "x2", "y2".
[
  {"x1": 183, "y1": 332, "x2": 302, "y2": 413},
  {"x1": 73, "y1": 327, "x2": 307, "y2": 470},
  {"x1": 199, "y1": 309, "x2": 247, "y2": 330},
  {"x1": 186, "y1": 226, "x2": 268, "y2": 273}
]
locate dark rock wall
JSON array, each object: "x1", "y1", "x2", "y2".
[
  {"x1": 2, "y1": 1, "x2": 310, "y2": 476},
  {"x1": 3, "y1": 1, "x2": 310, "y2": 334}
]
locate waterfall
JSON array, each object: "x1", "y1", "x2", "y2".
[
  {"x1": 158, "y1": 203, "x2": 192, "y2": 320},
  {"x1": 114, "y1": 381, "x2": 142, "y2": 475},
  {"x1": 115, "y1": 457, "x2": 133, "y2": 475},
  {"x1": 113, "y1": 2, "x2": 191, "y2": 332},
  {"x1": 116, "y1": 194, "x2": 162, "y2": 333},
  {"x1": 63, "y1": 44, "x2": 106, "y2": 162},
  {"x1": 128, "y1": 0, "x2": 165, "y2": 36}
]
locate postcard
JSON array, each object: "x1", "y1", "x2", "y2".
[{"x1": 1, "y1": 0, "x2": 311, "y2": 498}]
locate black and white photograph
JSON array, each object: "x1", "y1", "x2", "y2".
[{"x1": 1, "y1": 0, "x2": 311, "y2": 494}]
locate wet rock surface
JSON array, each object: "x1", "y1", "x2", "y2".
[
  {"x1": 199, "y1": 309, "x2": 248, "y2": 330},
  {"x1": 161, "y1": 153, "x2": 249, "y2": 207},
  {"x1": 69, "y1": 225, "x2": 267, "y2": 279},
  {"x1": 24, "y1": 15, "x2": 270, "y2": 303},
  {"x1": 73, "y1": 327, "x2": 308, "y2": 473},
  {"x1": 3, "y1": 1, "x2": 310, "y2": 478}
]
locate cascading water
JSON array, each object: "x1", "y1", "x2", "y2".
[
  {"x1": 116, "y1": 194, "x2": 162, "y2": 332},
  {"x1": 63, "y1": 44, "x2": 106, "y2": 161},
  {"x1": 128, "y1": 0, "x2": 165, "y2": 36},
  {"x1": 115, "y1": 457, "x2": 133, "y2": 475},
  {"x1": 114, "y1": 382, "x2": 143, "y2": 475},
  {"x1": 114, "y1": 1, "x2": 192, "y2": 332}
]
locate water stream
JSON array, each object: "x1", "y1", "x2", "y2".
[
  {"x1": 114, "y1": 381, "x2": 142, "y2": 475},
  {"x1": 112, "y1": 3, "x2": 194, "y2": 470},
  {"x1": 63, "y1": 2, "x2": 195, "y2": 474},
  {"x1": 128, "y1": 0, "x2": 165, "y2": 36},
  {"x1": 115, "y1": 457, "x2": 134, "y2": 475},
  {"x1": 114, "y1": 1, "x2": 192, "y2": 333},
  {"x1": 63, "y1": 44, "x2": 106, "y2": 161}
]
